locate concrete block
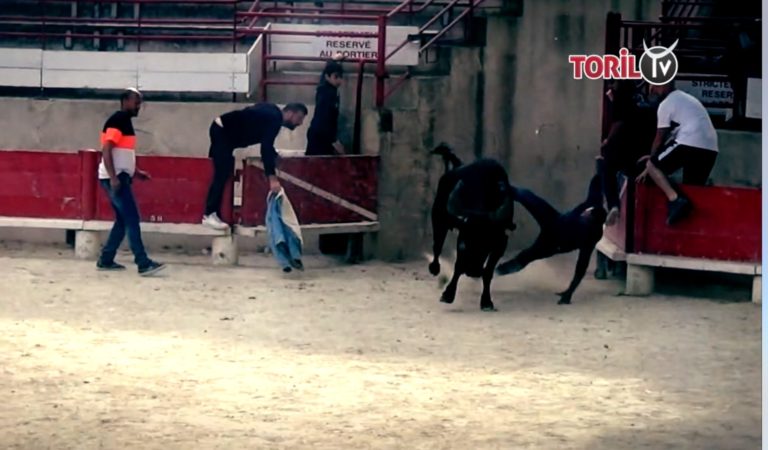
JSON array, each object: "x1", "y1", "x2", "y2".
[
  {"x1": 363, "y1": 232, "x2": 378, "y2": 260},
  {"x1": 752, "y1": 275, "x2": 761, "y2": 304},
  {"x1": 211, "y1": 235, "x2": 238, "y2": 266},
  {"x1": 625, "y1": 264, "x2": 654, "y2": 296},
  {"x1": 75, "y1": 230, "x2": 101, "y2": 260}
]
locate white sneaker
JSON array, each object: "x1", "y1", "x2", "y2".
[{"x1": 202, "y1": 213, "x2": 229, "y2": 230}]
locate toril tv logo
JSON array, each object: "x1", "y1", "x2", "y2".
[{"x1": 568, "y1": 39, "x2": 679, "y2": 85}]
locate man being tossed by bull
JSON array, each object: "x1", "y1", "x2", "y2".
[
  {"x1": 429, "y1": 144, "x2": 606, "y2": 307},
  {"x1": 495, "y1": 175, "x2": 607, "y2": 305}
]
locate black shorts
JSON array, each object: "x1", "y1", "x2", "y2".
[{"x1": 651, "y1": 141, "x2": 717, "y2": 185}]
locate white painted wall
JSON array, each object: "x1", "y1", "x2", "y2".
[
  {"x1": 0, "y1": 48, "x2": 248, "y2": 93},
  {"x1": 0, "y1": 48, "x2": 42, "y2": 87}
]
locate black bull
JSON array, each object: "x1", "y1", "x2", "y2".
[{"x1": 428, "y1": 146, "x2": 515, "y2": 312}]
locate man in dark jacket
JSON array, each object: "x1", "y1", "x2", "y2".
[
  {"x1": 496, "y1": 175, "x2": 606, "y2": 305},
  {"x1": 306, "y1": 60, "x2": 344, "y2": 156},
  {"x1": 202, "y1": 102, "x2": 307, "y2": 230}
]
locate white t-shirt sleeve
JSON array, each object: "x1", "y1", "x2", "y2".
[{"x1": 656, "y1": 98, "x2": 672, "y2": 128}]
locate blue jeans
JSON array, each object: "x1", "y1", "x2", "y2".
[{"x1": 99, "y1": 173, "x2": 150, "y2": 267}]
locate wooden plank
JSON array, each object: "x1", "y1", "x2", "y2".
[
  {"x1": 243, "y1": 157, "x2": 379, "y2": 225},
  {"x1": 138, "y1": 53, "x2": 246, "y2": 73},
  {"x1": 43, "y1": 70, "x2": 138, "y2": 90},
  {"x1": 0, "y1": 68, "x2": 42, "y2": 88},
  {"x1": 0, "y1": 216, "x2": 84, "y2": 230},
  {"x1": 139, "y1": 72, "x2": 246, "y2": 93},
  {"x1": 83, "y1": 220, "x2": 229, "y2": 236},
  {"x1": 251, "y1": 160, "x2": 377, "y2": 221},
  {"x1": 43, "y1": 51, "x2": 137, "y2": 71},
  {"x1": 235, "y1": 221, "x2": 379, "y2": 237},
  {"x1": 0, "y1": 48, "x2": 42, "y2": 69},
  {"x1": 596, "y1": 236, "x2": 627, "y2": 262},
  {"x1": 627, "y1": 253, "x2": 759, "y2": 275},
  {"x1": 40, "y1": 51, "x2": 248, "y2": 92},
  {"x1": 246, "y1": 25, "x2": 268, "y2": 99}
]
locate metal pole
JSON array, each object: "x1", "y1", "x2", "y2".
[
  {"x1": 260, "y1": 31, "x2": 268, "y2": 101},
  {"x1": 137, "y1": 1, "x2": 142, "y2": 51},
  {"x1": 375, "y1": 15, "x2": 387, "y2": 107},
  {"x1": 352, "y1": 61, "x2": 365, "y2": 154}
]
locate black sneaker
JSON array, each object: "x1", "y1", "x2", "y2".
[
  {"x1": 667, "y1": 196, "x2": 692, "y2": 225},
  {"x1": 138, "y1": 261, "x2": 166, "y2": 277},
  {"x1": 97, "y1": 261, "x2": 126, "y2": 271}
]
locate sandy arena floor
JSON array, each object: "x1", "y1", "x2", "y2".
[{"x1": 0, "y1": 245, "x2": 761, "y2": 449}]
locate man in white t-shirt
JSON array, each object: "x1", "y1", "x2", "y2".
[{"x1": 637, "y1": 81, "x2": 718, "y2": 225}]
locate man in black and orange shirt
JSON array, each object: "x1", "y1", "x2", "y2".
[
  {"x1": 96, "y1": 88, "x2": 165, "y2": 276},
  {"x1": 202, "y1": 102, "x2": 308, "y2": 230}
]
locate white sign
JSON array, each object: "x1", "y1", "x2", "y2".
[
  {"x1": 270, "y1": 23, "x2": 420, "y2": 66},
  {"x1": 312, "y1": 33, "x2": 378, "y2": 60},
  {"x1": 677, "y1": 79, "x2": 734, "y2": 106}
]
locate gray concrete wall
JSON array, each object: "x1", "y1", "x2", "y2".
[
  {"x1": 0, "y1": 97, "x2": 232, "y2": 155},
  {"x1": 0, "y1": 97, "x2": 329, "y2": 155},
  {"x1": 480, "y1": 0, "x2": 662, "y2": 246},
  {"x1": 710, "y1": 130, "x2": 763, "y2": 188}
]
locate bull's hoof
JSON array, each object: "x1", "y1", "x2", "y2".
[
  {"x1": 480, "y1": 295, "x2": 496, "y2": 311},
  {"x1": 440, "y1": 290, "x2": 456, "y2": 304},
  {"x1": 429, "y1": 260, "x2": 440, "y2": 276},
  {"x1": 557, "y1": 296, "x2": 572, "y2": 305}
]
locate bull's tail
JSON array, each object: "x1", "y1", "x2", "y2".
[{"x1": 431, "y1": 143, "x2": 463, "y2": 174}]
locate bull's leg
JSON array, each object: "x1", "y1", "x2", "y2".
[
  {"x1": 440, "y1": 248, "x2": 465, "y2": 304},
  {"x1": 430, "y1": 210, "x2": 450, "y2": 276},
  {"x1": 480, "y1": 234, "x2": 508, "y2": 312}
]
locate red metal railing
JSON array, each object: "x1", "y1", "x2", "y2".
[
  {"x1": 238, "y1": 0, "x2": 485, "y2": 153},
  {"x1": 240, "y1": 0, "x2": 485, "y2": 108}
]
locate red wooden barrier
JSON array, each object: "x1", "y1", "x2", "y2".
[
  {"x1": 603, "y1": 182, "x2": 762, "y2": 263},
  {"x1": 239, "y1": 156, "x2": 379, "y2": 226},
  {"x1": 93, "y1": 155, "x2": 221, "y2": 224},
  {"x1": 633, "y1": 183, "x2": 761, "y2": 262},
  {"x1": 0, "y1": 150, "x2": 85, "y2": 219},
  {"x1": 80, "y1": 150, "x2": 99, "y2": 220}
]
